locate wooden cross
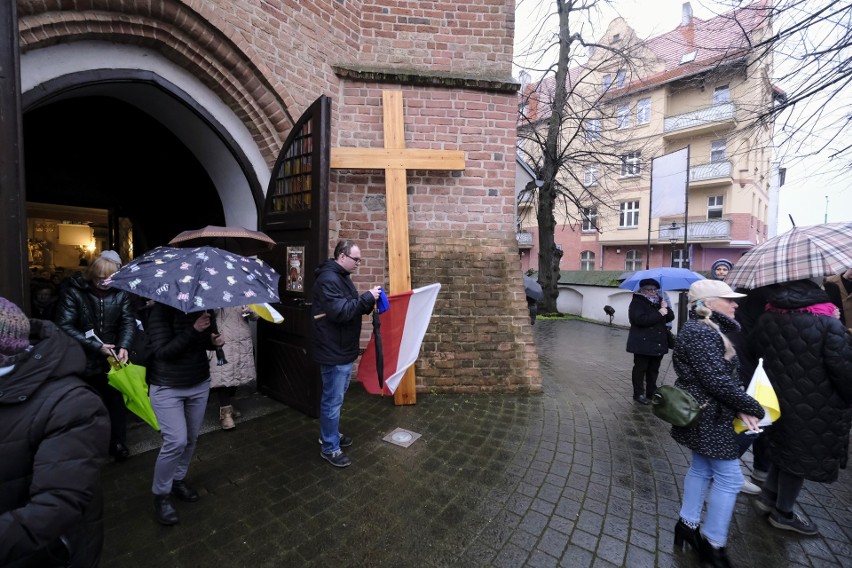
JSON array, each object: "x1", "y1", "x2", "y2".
[{"x1": 330, "y1": 90, "x2": 465, "y2": 405}]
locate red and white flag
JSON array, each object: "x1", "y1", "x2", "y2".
[{"x1": 357, "y1": 283, "x2": 441, "y2": 395}]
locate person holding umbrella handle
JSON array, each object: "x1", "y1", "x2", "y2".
[{"x1": 145, "y1": 303, "x2": 224, "y2": 525}]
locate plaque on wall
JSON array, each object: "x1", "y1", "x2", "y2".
[{"x1": 286, "y1": 246, "x2": 305, "y2": 292}]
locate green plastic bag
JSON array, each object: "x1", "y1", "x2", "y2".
[{"x1": 108, "y1": 362, "x2": 160, "y2": 431}]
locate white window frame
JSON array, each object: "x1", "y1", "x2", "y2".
[
  {"x1": 580, "y1": 250, "x2": 596, "y2": 271},
  {"x1": 621, "y1": 152, "x2": 641, "y2": 177},
  {"x1": 708, "y1": 195, "x2": 723, "y2": 219},
  {"x1": 581, "y1": 207, "x2": 598, "y2": 231},
  {"x1": 710, "y1": 139, "x2": 727, "y2": 162},
  {"x1": 583, "y1": 166, "x2": 598, "y2": 187},
  {"x1": 585, "y1": 118, "x2": 601, "y2": 142},
  {"x1": 617, "y1": 105, "x2": 631, "y2": 129},
  {"x1": 672, "y1": 248, "x2": 687, "y2": 268},
  {"x1": 713, "y1": 85, "x2": 730, "y2": 104},
  {"x1": 636, "y1": 98, "x2": 651, "y2": 125},
  {"x1": 625, "y1": 249, "x2": 643, "y2": 271},
  {"x1": 619, "y1": 200, "x2": 640, "y2": 228}
]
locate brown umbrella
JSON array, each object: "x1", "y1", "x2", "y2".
[{"x1": 169, "y1": 225, "x2": 276, "y2": 256}]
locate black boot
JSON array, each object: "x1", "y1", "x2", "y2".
[
  {"x1": 153, "y1": 494, "x2": 179, "y2": 525},
  {"x1": 697, "y1": 533, "x2": 733, "y2": 568},
  {"x1": 673, "y1": 519, "x2": 700, "y2": 551},
  {"x1": 170, "y1": 479, "x2": 199, "y2": 502}
]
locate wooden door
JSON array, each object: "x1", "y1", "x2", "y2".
[{"x1": 258, "y1": 96, "x2": 330, "y2": 418}]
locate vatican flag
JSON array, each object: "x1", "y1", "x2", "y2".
[{"x1": 734, "y1": 358, "x2": 781, "y2": 433}]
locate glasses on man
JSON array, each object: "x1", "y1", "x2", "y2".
[{"x1": 344, "y1": 253, "x2": 362, "y2": 263}]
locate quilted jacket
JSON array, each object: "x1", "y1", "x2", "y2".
[
  {"x1": 0, "y1": 320, "x2": 109, "y2": 568},
  {"x1": 671, "y1": 309, "x2": 764, "y2": 460},
  {"x1": 54, "y1": 274, "x2": 136, "y2": 377},
  {"x1": 751, "y1": 280, "x2": 852, "y2": 482}
]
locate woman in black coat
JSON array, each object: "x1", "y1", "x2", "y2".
[
  {"x1": 626, "y1": 278, "x2": 674, "y2": 403},
  {"x1": 55, "y1": 251, "x2": 136, "y2": 461},
  {"x1": 671, "y1": 280, "x2": 764, "y2": 567},
  {"x1": 0, "y1": 299, "x2": 109, "y2": 568},
  {"x1": 750, "y1": 279, "x2": 852, "y2": 536}
]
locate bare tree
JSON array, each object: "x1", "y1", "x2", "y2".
[{"x1": 516, "y1": 0, "x2": 658, "y2": 312}]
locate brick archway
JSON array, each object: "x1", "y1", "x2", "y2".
[{"x1": 17, "y1": 0, "x2": 293, "y2": 166}]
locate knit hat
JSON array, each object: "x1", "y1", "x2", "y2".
[
  {"x1": 0, "y1": 297, "x2": 31, "y2": 367},
  {"x1": 638, "y1": 278, "x2": 660, "y2": 290},
  {"x1": 100, "y1": 250, "x2": 122, "y2": 265},
  {"x1": 710, "y1": 258, "x2": 733, "y2": 280}
]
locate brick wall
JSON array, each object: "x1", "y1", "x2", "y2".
[{"x1": 17, "y1": 0, "x2": 539, "y2": 393}]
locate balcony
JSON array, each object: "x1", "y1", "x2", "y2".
[
  {"x1": 663, "y1": 103, "x2": 736, "y2": 140},
  {"x1": 689, "y1": 160, "x2": 733, "y2": 188},
  {"x1": 517, "y1": 231, "x2": 534, "y2": 248},
  {"x1": 659, "y1": 219, "x2": 732, "y2": 242}
]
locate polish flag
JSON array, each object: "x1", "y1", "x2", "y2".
[{"x1": 357, "y1": 283, "x2": 441, "y2": 395}]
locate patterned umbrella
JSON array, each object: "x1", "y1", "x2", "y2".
[
  {"x1": 168, "y1": 225, "x2": 276, "y2": 256},
  {"x1": 103, "y1": 246, "x2": 280, "y2": 313},
  {"x1": 726, "y1": 222, "x2": 852, "y2": 289}
]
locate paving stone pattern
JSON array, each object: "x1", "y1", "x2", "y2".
[{"x1": 100, "y1": 320, "x2": 852, "y2": 567}]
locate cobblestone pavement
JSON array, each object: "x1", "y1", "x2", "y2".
[{"x1": 100, "y1": 320, "x2": 852, "y2": 567}]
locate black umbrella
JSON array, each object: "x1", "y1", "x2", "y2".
[
  {"x1": 523, "y1": 275, "x2": 543, "y2": 301},
  {"x1": 373, "y1": 289, "x2": 390, "y2": 390}
]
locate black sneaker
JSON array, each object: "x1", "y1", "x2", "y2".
[
  {"x1": 320, "y1": 449, "x2": 351, "y2": 468},
  {"x1": 170, "y1": 480, "x2": 199, "y2": 503},
  {"x1": 153, "y1": 495, "x2": 179, "y2": 526},
  {"x1": 317, "y1": 434, "x2": 353, "y2": 448},
  {"x1": 633, "y1": 395, "x2": 651, "y2": 405},
  {"x1": 753, "y1": 492, "x2": 775, "y2": 515},
  {"x1": 768, "y1": 510, "x2": 819, "y2": 536}
]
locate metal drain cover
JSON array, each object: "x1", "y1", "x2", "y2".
[{"x1": 383, "y1": 427, "x2": 421, "y2": 448}]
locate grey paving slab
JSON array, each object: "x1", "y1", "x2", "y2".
[{"x1": 99, "y1": 320, "x2": 852, "y2": 567}]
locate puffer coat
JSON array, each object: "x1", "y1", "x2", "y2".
[
  {"x1": 54, "y1": 273, "x2": 136, "y2": 377},
  {"x1": 671, "y1": 309, "x2": 765, "y2": 460},
  {"x1": 626, "y1": 293, "x2": 674, "y2": 356},
  {"x1": 145, "y1": 303, "x2": 216, "y2": 388},
  {"x1": 0, "y1": 320, "x2": 109, "y2": 568},
  {"x1": 208, "y1": 307, "x2": 256, "y2": 388},
  {"x1": 751, "y1": 280, "x2": 852, "y2": 482},
  {"x1": 310, "y1": 260, "x2": 376, "y2": 365}
]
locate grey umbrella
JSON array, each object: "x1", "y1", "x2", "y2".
[{"x1": 523, "y1": 275, "x2": 543, "y2": 301}]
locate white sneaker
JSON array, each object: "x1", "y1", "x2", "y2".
[{"x1": 740, "y1": 479, "x2": 762, "y2": 495}]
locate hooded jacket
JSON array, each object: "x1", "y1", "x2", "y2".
[
  {"x1": 626, "y1": 292, "x2": 674, "y2": 357},
  {"x1": 751, "y1": 279, "x2": 852, "y2": 482},
  {"x1": 671, "y1": 309, "x2": 765, "y2": 460},
  {"x1": 0, "y1": 320, "x2": 109, "y2": 568},
  {"x1": 54, "y1": 273, "x2": 136, "y2": 376},
  {"x1": 310, "y1": 259, "x2": 376, "y2": 365}
]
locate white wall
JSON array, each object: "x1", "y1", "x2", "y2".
[{"x1": 557, "y1": 284, "x2": 686, "y2": 332}]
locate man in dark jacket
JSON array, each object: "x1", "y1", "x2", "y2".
[
  {"x1": 311, "y1": 240, "x2": 380, "y2": 468},
  {"x1": 626, "y1": 278, "x2": 674, "y2": 404},
  {"x1": 0, "y1": 297, "x2": 110, "y2": 568},
  {"x1": 751, "y1": 279, "x2": 852, "y2": 536}
]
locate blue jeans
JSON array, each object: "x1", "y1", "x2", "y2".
[
  {"x1": 679, "y1": 451, "x2": 743, "y2": 547},
  {"x1": 149, "y1": 379, "x2": 210, "y2": 495},
  {"x1": 319, "y1": 363, "x2": 353, "y2": 454}
]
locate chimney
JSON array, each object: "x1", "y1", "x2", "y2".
[{"x1": 681, "y1": 2, "x2": 693, "y2": 26}]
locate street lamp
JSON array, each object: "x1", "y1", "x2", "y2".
[{"x1": 668, "y1": 222, "x2": 680, "y2": 267}]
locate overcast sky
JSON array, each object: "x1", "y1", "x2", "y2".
[{"x1": 514, "y1": 0, "x2": 851, "y2": 235}]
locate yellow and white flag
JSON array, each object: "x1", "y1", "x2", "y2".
[
  {"x1": 734, "y1": 358, "x2": 781, "y2": 433},
  {"x1": 248, "y1": 303, "x2": 284, "y2": 324}
]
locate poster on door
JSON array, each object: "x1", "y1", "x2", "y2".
[{"x1": 286, "y1": 246, "x2": 304, "y2": 292}]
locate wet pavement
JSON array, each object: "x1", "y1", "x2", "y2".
[{"x1": 100, "y1": 320, "x2": 852, "y2": 567}]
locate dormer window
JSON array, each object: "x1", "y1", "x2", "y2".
[
  {"x1": 680, "y1": 51, "x2": 697, "y2": 64},
  {"x1": 612, "y1": 33, "x2": 621, "y2": 43}
]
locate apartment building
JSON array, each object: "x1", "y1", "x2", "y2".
[{"x1": 518, "y1": 1, "x2": 780, "y2": 273}]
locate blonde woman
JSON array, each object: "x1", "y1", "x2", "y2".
[
  {"x1": 55, "y1": 251, "x2": 136, "y2": 461},
  {"x1": 670, "y1": 280, "x2": 763, "y2": 568}
]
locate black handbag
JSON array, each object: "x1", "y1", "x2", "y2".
[{"x1": 651, "y1": 385, "x2": 707, "y2": 428}]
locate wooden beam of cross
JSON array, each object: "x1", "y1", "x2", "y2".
[{"x1": 330, "y1": 90, "x2": 465, "y2": 405}]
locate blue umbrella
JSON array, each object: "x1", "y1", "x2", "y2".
[{"x1": 619, "y1": 267, "x2": 705, "y2": 292}]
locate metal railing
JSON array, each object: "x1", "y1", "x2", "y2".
[
  {"x1": 664, "y1": 102, "x2": 736, "y2": 133},
  {"x1": 690, "y1": 160, "x2": 732, "y2": 182},
  {"x1": 659, "y1": 219, "x2": 731, "y2": 241}
]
